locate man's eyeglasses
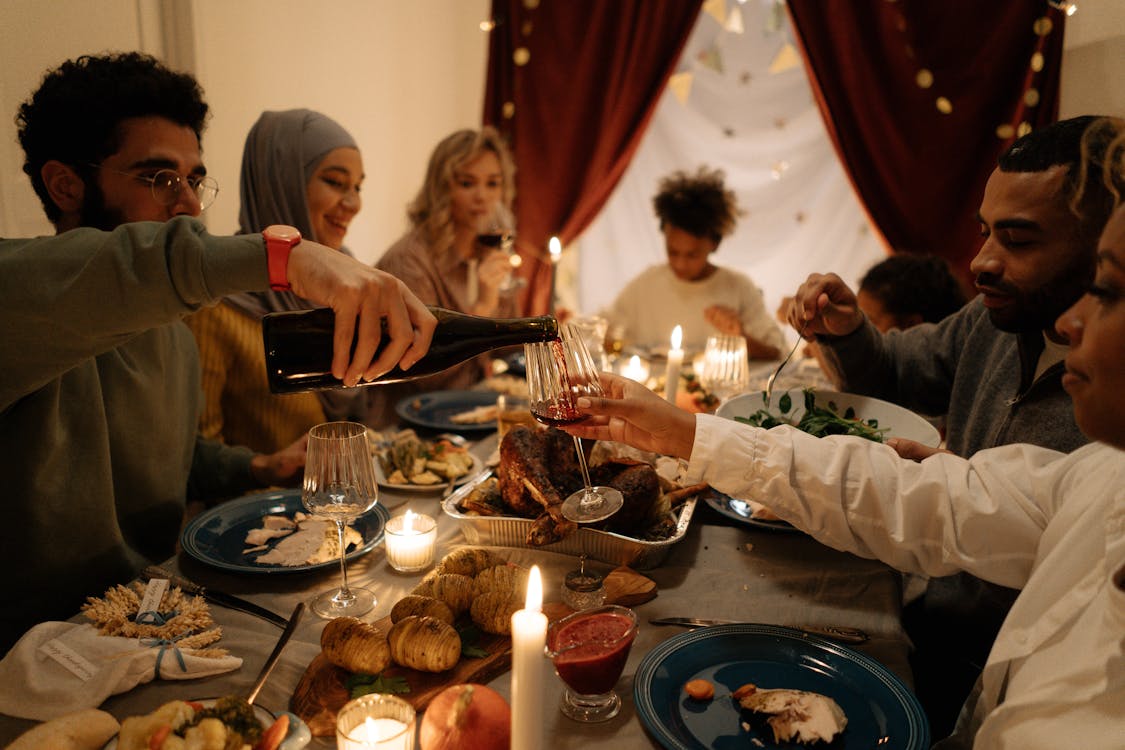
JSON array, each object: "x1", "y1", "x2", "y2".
[{"x1": 87, "y1": 164, "x2": 219, "y2": 210}]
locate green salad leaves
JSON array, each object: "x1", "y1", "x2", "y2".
[{"x1": 734, "y1": 389, "x2": 888, "y2": 443}]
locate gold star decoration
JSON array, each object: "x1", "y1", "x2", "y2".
[
  {"x1": 513, "y1": 48, "x2": 530, "y2": 66},
  {"x1": 996, "y1": 123, "x2": 1015, "y2": 139}
]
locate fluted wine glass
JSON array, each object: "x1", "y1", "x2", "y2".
[
  {"x1": 698, "y1": 334, "x2": 750, "y2": 404},
  {"x1": 524, "y1": 324, "x2": 624, "y2": 524},
  {"x1": 303, "y1": 421, "x2": 379, "y2": 618}
]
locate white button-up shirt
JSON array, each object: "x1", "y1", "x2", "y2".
[{"x1": 686, "y1": 415, "x2": 1125, "y2": 749}]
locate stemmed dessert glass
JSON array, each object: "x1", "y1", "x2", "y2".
[
  {"x1": 524, "y1": 324, "x2": 624, "y2": 524},
  {"x1": 476, "y1": 202, "x2": 523, "y2": 293},
  {"x1": 546, "y1": 605, "x2": 638, "y2": 722},
  {"x1": 302, "y1": 421, "x2": 379, "y2": 618},
  {"x1": 698, "y1": 334, "x2": 750, "y2": 404}
]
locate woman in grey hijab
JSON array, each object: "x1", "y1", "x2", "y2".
[{"x1": 186, "y1": 109, "x2": 365, "y2": 454}]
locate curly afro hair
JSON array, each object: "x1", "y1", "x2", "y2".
[
  {"x1": 652, "y1": 166, "x2": 742, "y2": 244},
  {"x1": 16, "y1": 52, "x2": 209, "y2": 222}
]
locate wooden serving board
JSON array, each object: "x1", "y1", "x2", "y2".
[{"x1": 290, "y1": 566, "x2": 656, "y2": 736}]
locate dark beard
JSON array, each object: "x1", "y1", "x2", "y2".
[
  {"x1": 78, "y1": 181, "x2": 126, "y2": 231},
  {"x1": 980, "y1": 258, "x2": 1094, "y2": 334}
]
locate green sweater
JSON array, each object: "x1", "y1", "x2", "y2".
[{"x1": 0, "y1": 218, "x2": 268, "y2": 651}]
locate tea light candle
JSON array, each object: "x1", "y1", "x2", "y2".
[
  {"x1": 621, "y1": 354, "x2": 649, "y2": 384},
  {"x1": 336, "y1": 694, "x2": 416, "y2": 749},
  {"x1": 511, "y1": 565, "x2": 546, "y2": 750},
  {"x1": 664, "y1": 325, "x2": 684, "y2": 403},
  {"x1": 384, "y1": 510, "x2": 436, "y2": 573}
]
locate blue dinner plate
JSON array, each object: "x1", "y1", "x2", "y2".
[
  {"x1": 634, "y1": 623, "x2": 928, "y2": 750},
  {"x1": 181, "y1": 489, "x2": 388, "y2": 574},
  {"x1": 395, "y1": 389, "x2": 499, "y2": 435}
]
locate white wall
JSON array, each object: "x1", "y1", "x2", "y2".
[{"x1": 1060, "y1": 0, "x2": 1125, "y2": 118}]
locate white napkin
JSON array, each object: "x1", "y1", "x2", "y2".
[{"x1": 0, "y1": 621, "x2": 242, "y2": 721}]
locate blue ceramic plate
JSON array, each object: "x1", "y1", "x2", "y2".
[
  {"x1": 705, "y1": 491, "x2": 801, "y2": 533},
  {"x1": 634, "y1": 623, "x2": 928, "y2": 750},
  {"x1": 395, "y1": 390, "x2": 499, "y2": 435},
  {"x1": 181, "y1": 489, "x2": 388, "y2": 574}
]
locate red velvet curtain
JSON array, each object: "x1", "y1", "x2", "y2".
[
  {"x1": 484, "y1": 0, "x2": 702, "y2": 314},
  {"x1": 786, "y1": 1, "x2": 1066, "y2": 290}
]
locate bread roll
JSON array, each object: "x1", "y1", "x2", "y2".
[{"x1": 5, "y1": 708, "x2": 119, "y2": 750}]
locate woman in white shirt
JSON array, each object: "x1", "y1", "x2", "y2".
[{"x1": 563, "y1": 200, "x2": 1125, "y2": 748}]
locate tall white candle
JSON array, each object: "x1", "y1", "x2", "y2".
[
  {"x1": 548, "y1": 236, "x2": 562, "y2": 313},
  {"x1": 511, "y1": 565, "x2": 547, "y2": 750},
  {"x1": 664, "y1": 325, "x2": 684, "y2": 403}
]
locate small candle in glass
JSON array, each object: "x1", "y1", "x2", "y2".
[
  {"x1": 336, "y1": 693, "x2": 416, "y2": 749},
  {"x1": 384, "y1": 510, "x2": 436, "y2": 573},
  {"x1": 620, "y1": 354, "x2": 649, "y2": 384}
]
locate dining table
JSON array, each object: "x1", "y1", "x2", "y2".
[{"x1": 0, "y1": 427, "x2": 914, "y2": 749}]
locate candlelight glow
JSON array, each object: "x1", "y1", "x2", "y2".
[
  {"x1": 549, "y1": 236, "x2": 562, "y2": 263},
  {"x1": 403, "y1": 509, "x2": 415, "y2": 533},
  {"x1": 622, "y1": 354, "x2": 649, "y2": 383},
  {"x1": 670, "y1": 325, "x2": 683, "y2": 351},
  {"x1": 525, "y1": 565, "x2": 543, "y2": 612}
]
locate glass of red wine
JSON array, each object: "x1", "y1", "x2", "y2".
[
  {"x1": 476, "y1": 203, "x2": 523, "y2": 293},
  {"x1": 524, "y1": 324, "x2": 624, "y2": 523},
  {"x1": 545, "y1": 605, "x2": 638, "y2": 722}
]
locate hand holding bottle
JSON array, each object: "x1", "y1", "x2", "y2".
[{"x1": 286, "y1": 239, "x2": 437, "y2": 386}]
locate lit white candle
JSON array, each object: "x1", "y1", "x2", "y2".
[
  {"x1": 548, "y1": 236, "x2": 562, "y2": 313},
  {"x1": 621, "y1": 354, "x2": 649, "y2": 384},
  {"x1": 341, "y1": 717, "x2": 410, "y2": 749},
  {"x1": 384, "y1": 511, "x2": 436, "y2": 573},
  {"x1": 511, "y1": 565, "x2": 546, "y2": 750},
  {"x1": 336, "y1": 694, "x2": 416, "y2": 750},
  {"x1": 664, "y1": 325, "x2": 684, "y2": 403}
]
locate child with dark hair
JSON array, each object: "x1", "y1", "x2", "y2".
[
  {"x1": 606, "y1": 166, "x2": 784, "y2": 358},
  {"x1": 857, "y1": 254, "x2": 967, "y2": 331}
]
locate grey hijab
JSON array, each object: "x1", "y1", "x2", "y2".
[
  {"x1": 225, "y1": 108, "x2": 358, "y2": 317},
  {"x1": 224, "y1": 109, "x2": 362, "y2": 418}
]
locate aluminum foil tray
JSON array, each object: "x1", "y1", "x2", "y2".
[{"x1": 442, "y1": 469, "x2": 697, "y2": 570}]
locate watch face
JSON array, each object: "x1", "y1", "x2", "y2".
[{"x1": 265, "y1": 224, "x2": 301, "y2": 243}]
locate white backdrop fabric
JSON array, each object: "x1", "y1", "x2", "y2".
[{"x1": 574, "y1": 1, "x2": 886, "y2": 341}]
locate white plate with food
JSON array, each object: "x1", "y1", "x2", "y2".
[
  {"x1": 372, "y1": 429, "x2": 483, "y2": 492},
  {"x1": 375, "y1": 451, "x2": 483, "y2": 493},
  {"x1": 99, "y1": 696, "x2": 310, "y2": 749},
  {"x1": 716, "y1": 388, "x2": 941, "y2": 447}
]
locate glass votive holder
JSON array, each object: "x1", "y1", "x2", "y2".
[
  {"x1": 561, "y1": 567, "x2": 606, "y2": 611},
  {"x1": 384, "y1": 511, "x2": 437, "y2": 573},
  {"x1": 337, "y1": 693, "x2": 416, "y2": 749}
]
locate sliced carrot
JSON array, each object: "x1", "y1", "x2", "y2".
[
  {"x1": 732, "y1": 683, "x2": 758, "y2": 700},
  {"x1": 148, "y1": 724, "x2": 172, "y2": 750},
  {"x1": 253, "y1": 714, "x2": 290, "y2": 750},
  {"x1": 684, "y1": 679, "x2": 715, "y2": 701}
]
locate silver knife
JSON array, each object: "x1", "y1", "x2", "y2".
[
  {"x1": 143, "y1": 565, "x2": 289, "y2": 629},
  {"x1": 648, "y1": 617, "x2": 869, "y2": 645}
]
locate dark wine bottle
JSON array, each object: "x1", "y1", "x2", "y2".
[{"x1": 262, "y1": 306, "x2": 558, "y2": 394}]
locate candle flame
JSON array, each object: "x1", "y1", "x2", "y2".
[
  {"x1": 670, "y1": 325, "x2": 683, "y2": 351},
  {"x1": 404, "y1": 509, "x2": 415, "y2": 533},
  {"x1": 525, "y1": 565, "x2": 543, "y2": 612},
  {"x1": 548, "y1": 236, "x2": 561, "y2": 262}
]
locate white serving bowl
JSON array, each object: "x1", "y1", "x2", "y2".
[{"x1": 715, "y1": 388, "x2": 941, "y2": 448}]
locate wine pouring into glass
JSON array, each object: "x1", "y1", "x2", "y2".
[
  {"x1": 302, "y1": 421, "x2": 380, "y2": 618},
  {"x1": 525, "y1": 324, "x2": 625, "y2": 525}
]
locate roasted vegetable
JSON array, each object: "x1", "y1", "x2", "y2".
[
  {"x1": 321, "y1": 616, "x2": 391, "y2": 675},
  {"x1": 469, "y1": 591, "x2": 520, "y2": 635},
  {"x1": 390, "y1": 595, "x2": 455, "y2": 625},
  {"x1": 414, "y1": 573, "x2": 474, "y2": 617},
  {"x1": 437, "y1": 548, "x2": 505, "y2": 577},
  {"x1": 388, "y1": 616, "x2": 462, "y2": 672},
  {"x1": 471, "y1": 564, "x2": 527, "y2": 600}
]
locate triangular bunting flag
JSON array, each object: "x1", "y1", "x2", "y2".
[
  {"x1": 697, "y1": 45, "x2": 724, "y2": 74},
  {"x1": 668, "y1": 72, "x2": 693, "y2": 104},
  {"x1": 702, "y1": 0, "x2": 726, "y2": 25},
  {"x1": 726, "y1": 6, "x2": 744, "y2": 34},
  {"x1": 769, "y1": 41, "x2": 801, "y2": 74}
]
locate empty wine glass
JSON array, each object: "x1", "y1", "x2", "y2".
[
  {"x1": 303, "y1": 421, "x2": 379, "y2": 618},
  {"x1": 698, "y1": 334, "x2": 750, "y2": 404},
  {"x1": 477, "y1": 202, "x2": 523, "y2": 293},
  {"x1": 524, "y1": 324, "x2": 624, "y2": 524}
]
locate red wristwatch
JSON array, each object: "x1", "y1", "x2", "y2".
[{"x1": 263, "y1": 224, "x2": 301, "y2": 291}]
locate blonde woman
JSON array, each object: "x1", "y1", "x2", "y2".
[{"x1": 367, "y1": 127, "x2": 519, "y2": 427}]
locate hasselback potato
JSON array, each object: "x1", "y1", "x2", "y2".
[
  {"x1": 388, "y1": 616, "x2": 461, "y2": 672},
  {"x1": 390, "y1": 595, "x2": 455, "y2": 625},
  {"x1": 320, "y1": 616, "x2": 391, "y2": 675}
]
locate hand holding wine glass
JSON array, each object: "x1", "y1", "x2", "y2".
[
  {"x1": 476, "y1": 203, "x2": 523, "y2": 294},
  {"x1": 302, "y1": 421, "x2": 379, "y2": 618},
  {"x1": 524, "y1": 324, "x2": 624, "y2": 524}
]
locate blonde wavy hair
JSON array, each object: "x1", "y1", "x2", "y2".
[
  {"x1": 407, "y1": 126, "x2": 516, "y2": 257},
  {"x1": 1075, "y1": 116, "x2": 1125, "y2": 216}
]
